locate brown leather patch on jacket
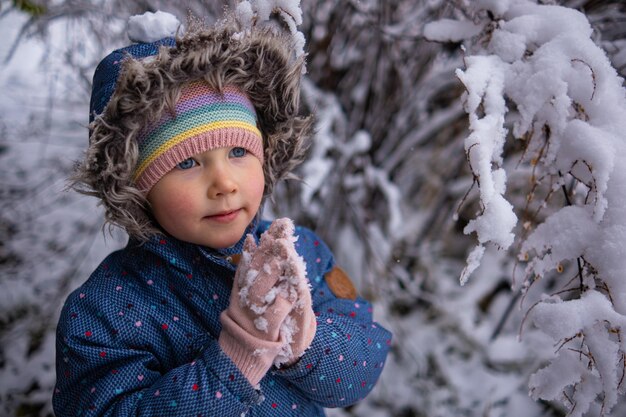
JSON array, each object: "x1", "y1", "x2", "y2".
[
  {"x1": 227, "y1": 253, "x2": 242, "y2": 265},
  {"x1": 325, "y1": 267, "x2": 357, "y2": 300}
]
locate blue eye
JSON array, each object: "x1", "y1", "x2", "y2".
[
  {"x1": 229, "y1": 147, "x2": 247, "y2": 158},
  {"x1": 176, "y1": 158, "x2": 197, "y2": 170}
]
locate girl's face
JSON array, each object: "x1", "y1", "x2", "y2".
[{"x1": 147, "y1": 146, "x2": 265, "y2": 249}]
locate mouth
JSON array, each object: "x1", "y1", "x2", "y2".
[{"x1": 204, "y1": 208, "x2": 241, "y2": 224}]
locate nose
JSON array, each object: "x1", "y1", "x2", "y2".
[{"x1": 205, "y1": 161, "x2": 238, "y2": 198}]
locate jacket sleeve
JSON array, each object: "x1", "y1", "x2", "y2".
[
  {"x1": 53, "y1": 287, "x2": 261, "y2": 417},
  {"x1": 275, "y1": 228, "x2": 392, "y2": 408}
]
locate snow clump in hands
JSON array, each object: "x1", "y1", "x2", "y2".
[
  {"x1": 237, "y1": 218, "x2": 305, "y2": 317},
  {"x1": 237, "y1": 218, "x2": 313, "y2": 365}
]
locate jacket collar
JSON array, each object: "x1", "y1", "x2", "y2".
[{"x1": 131, "y1": 215, "x2": 261, "y2": 270}]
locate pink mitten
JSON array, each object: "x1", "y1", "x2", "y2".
[
  {"x1": 268, "y1": 220, "x2": 317, "y2": 367},
  {"x1": 219, "y1": 223, "x2": 298, "y2": 385},
  {"x1": 275, "y1": 282, "x2": 317, "y2": 367}
]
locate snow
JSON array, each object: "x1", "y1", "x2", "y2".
[
  {"x1": 366, "y1": 166, "x2": 403, "y2": 238},
  {"x1": 556, "y1": 120, "x2": 615, "y2": 221},
  {"x1": 504, "y1": 4, "x2": 593, "y2": 45},
  {"x1": 254, "y1": 316, "x2": 269, "y2": 332},
  {"x1": 299, "y1": 78, "x2": 343, "y2": 208},
  {"x1": 476, "y1": 0, "x2": 512, "y2": 16},
  {"x1": 488, "y1": 29, "x2": 526, "y2": 63},
  {"x1": 520, "y1": 205, "x2": 598, "y2": 276},
  {"x1": 235, "y1": 0, "x2": 306, "y2": 64},
  {"x1": 529, "y1": 291, "x2": 626, "y2": 415},
  {"x1": 528, "y1": 349, "x2": 591, "y2": 403},
  {"x1": 487, "y1": 334, "x2": 528, "y2": 363},
  {"x1": 235, "y1": 1, "x2": 255, "y2": 27},
  {"x1": 127, "y1": 11, "x2": 181, "y2": 43},
  {"x1": 455, "y1": 53, "x2": 517, "y2": 283},
  {"x1": 459, "y1": 244, "x2": 485, "y2": 286},
  {"x1": 423, "y1": 19, "x2": 484, "y2": 43},
  {"x1": 276, "y1": 314, "x2": 297, "y2": 366},
  {"x1": 531, "y1": 291, "x2": 626, "y2": 341},
  {"x1": 437, "y1": 0, "x2": 626, "y2": 414}
]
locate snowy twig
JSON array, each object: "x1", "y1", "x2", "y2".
[{"x1": 427, "y1": 1, "x2": 626, "y2": 413}]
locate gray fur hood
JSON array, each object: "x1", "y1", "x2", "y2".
[{"x1": 73, "y1": 15, "x2": 313, "y2": 240}]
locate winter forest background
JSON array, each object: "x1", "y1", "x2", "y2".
[{"x1": 1, "y1": 0, "x2": 626, "y2": 416}]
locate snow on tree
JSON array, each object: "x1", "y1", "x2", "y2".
[
  {"x1": 426, "y1": 0, "x2": 626, "y2": 415},
  {"x1": 235, "y1": 0, "x2": 306, "y2": 62}
]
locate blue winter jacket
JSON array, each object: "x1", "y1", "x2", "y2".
[{"x1": 53, "y1": 220, "x2": 392, "y2": 416}]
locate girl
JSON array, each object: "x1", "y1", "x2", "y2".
[{"x1": 54, "y1": 10, "x2": 391, "y2": 417}]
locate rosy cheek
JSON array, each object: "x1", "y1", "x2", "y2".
[
  {"x1": 155, "y1": 189, "x2": 194, "y2": 219},
  {"x1": 166, "y1": 191, "x2": 195, "y2": 214},
  {"x1": 255, "y1": 176, "x2": 265, "y2": 195},
  {"x1": 252, "y1": 174, "x2": 265, "y2": 201}
]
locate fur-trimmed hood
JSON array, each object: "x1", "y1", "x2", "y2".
[{"x1": 72, "y1": 14, "x2": 313, "y2": 241}]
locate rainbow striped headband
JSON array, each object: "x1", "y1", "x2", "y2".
[{"x1": 133, "y1": 81, "x2": 263, "y2": 192}]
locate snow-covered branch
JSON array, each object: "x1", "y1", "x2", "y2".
[{"x1": 427, "y1": 0, "x2": 626, "y2": 414}]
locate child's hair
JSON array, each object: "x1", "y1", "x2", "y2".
[{"x1": 71, "y1": 14, "x2": 313, "y2": 241}]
